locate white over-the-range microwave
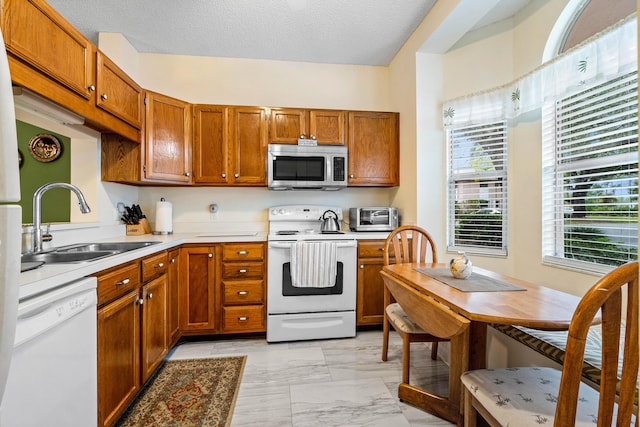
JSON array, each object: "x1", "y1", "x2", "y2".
[{"x1": 267, "y1": 144, "x2": 348, "y2": 190}]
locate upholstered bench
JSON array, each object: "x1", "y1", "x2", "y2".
[{"x1": 491, "y1": 323, "x2": 638, "y2": 405}]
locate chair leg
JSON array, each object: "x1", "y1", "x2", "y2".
[
  {"x1": 402, "y1": 335, "x2": 410, "y2": 384},
  {"x1": 463, "y1": 388, "x2": 477, "y2": 427},
  {"x1": 431, "y1": 341, "x2": 438, "y2": 360},
  {"x1": 382, "y1": 316, "x2": 389, "y2": 361}
]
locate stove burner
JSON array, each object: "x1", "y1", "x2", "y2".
[{"x1": 276, "y1": 230, "x2": 299, "y2": 235}]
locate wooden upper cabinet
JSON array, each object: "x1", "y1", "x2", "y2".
[
  {"x1": 347, "y1": 111, "x2": 399, "y2": 186},
  {"x1": 144, "y1": 91, "x2": 192, "y2": 183},
  {"x1": 3, "y1": 0, "x2": 94, "y2": 99},
  {"x1": 193, "y1": 105, "x2": 229, "y2": 184},
  {"x1": 269, "y1": 108, "x2": 305, "y2": 144},
  {"x1": 229, "y1": 106, "x2": 268, "y2": 185},
  {"x1": 309, "y1": 109, "x2": 346, "y2": 145},
  {"x1": 270, "y1": 108, "x2": 345, "y2": 145},
  {"x1": 96, "y1": 51, "x2": 143, "y2": 129}
]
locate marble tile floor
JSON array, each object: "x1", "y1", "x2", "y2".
[{"x1": 168, "y1": 330, "x2": 455, "y2": 427}]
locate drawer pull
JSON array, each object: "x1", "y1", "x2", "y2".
[
  {"x1": 239, "y1": 269, "x2": 248, "y2": 273},
  {"x1": 154, "y1": 263, "x2": 164, "y2": 268},
  {"x1": 238, "y1": 317, "x2": 248, "y2": 321},
  {"x1": 238, "y1": 250, "x2": 248, "y2": 255},
  {"x1": 170, "y1": 258, "x2": 175, "y2": 264},
  {"x1": 147, "y1": 293, "x2": 153, "y2": 299},
  {"x1": 116, "y1": 278, "x2": 130, "y2": 286},
  {"x1": 237, "y1": 291, "x2": 249, "y2": 295},
  {"x1": 208, "y1": 253, "x2": 213, "y2": 258},
  {"x1": 137, "y1": 298, "x2": 144, "y2": 305}
]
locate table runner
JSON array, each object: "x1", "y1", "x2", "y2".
[{"x1": 414, "y1": 267, "x2": 525, "y2": 292}]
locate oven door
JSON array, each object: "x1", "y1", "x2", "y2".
[{"x1": 267, "y1": 239, "x2": 357, "y2": 314}]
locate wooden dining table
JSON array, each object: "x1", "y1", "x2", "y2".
[{"x1": 380, "y1": 263, "x2": 584, "y2": 425}]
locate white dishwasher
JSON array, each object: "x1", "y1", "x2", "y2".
[{"x1": 0, "y1": 277, "x2": 97, "y2": 427}]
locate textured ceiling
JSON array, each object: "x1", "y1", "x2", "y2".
[{"x1": 46, "y1": 0, "x2": 531, "y2": 66}]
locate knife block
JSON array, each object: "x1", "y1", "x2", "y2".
[{"x1": 126, "y1": 218, "x2": 152, "y2": 235}]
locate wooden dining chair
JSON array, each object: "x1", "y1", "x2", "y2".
[
  {"x1": 381, "y1": 225, "x2": 450, "y2": 384},
  {"x1": 461, "y1": 260, "x2": 639, "y2": 427}
]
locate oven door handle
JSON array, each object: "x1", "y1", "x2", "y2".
[{"x1": 268, "y1": 241, "x2": 356, "y2": 249}]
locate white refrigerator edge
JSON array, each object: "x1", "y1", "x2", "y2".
[{"x1": 0, "y1": 25, "x2": 22, "y2": 420}]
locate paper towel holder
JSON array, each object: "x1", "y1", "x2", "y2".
[{"x1": 152, "y1": 197, "x2": 173, "y2": 235}]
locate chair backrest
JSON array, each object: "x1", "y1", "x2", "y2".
[
  {"x1": 555, "y1": 261, "x2": 638, "y2": 426},
  {"x1": 383, "y1": 225, "x2": 437, "y2": 266}
]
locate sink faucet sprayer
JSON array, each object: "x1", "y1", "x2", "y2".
[{"x1": 32, "y1": 182, "x2": 91, "y2": 253}]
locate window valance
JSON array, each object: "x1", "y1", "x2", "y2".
[{"x1": 442, "y1": 14, "x2": 637, "y2": 128}]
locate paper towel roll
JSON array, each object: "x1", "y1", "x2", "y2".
[{"x1": 153, "y1": 198, "x2": 173, "y2": 235}]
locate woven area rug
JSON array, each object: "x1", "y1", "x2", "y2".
[{"x1": 116, "y1": 356, "x2": 246, "y2": 427}]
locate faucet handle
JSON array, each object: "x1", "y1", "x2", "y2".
[{"x1": 42, "y1": 223, "x2": 52, "y2": 243}]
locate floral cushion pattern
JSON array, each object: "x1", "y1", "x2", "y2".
[
  {"x1": 385, "y1": 302, "x2": 425, "y2": 334},
  {"x1": 461, "y1": 367, "x2": 629, "y2": 426}
]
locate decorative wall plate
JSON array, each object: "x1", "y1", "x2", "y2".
[{"x1": 28, "y1": 134, "x2": 61, "y2": 162}]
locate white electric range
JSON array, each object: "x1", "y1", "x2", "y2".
[{"x1": 267, "y1": 205, "x2": 357, "y2": 342}]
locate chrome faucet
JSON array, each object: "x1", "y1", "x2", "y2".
[{"x1": 32, "y1": 183, "x2": 91, "y2": 253}]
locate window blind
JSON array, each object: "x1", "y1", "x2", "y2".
[
  {"x1": 447, "y1": 122, "x2": 508, "y2": 255},
  {"x1": 542, "y1": 71, "x2": 638, "y2": 272}
]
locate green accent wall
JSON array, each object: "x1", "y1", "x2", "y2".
[{"x1": 17, "y1": 120, "x2": 71, "y2": 224}]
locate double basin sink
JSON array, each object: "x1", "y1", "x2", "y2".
[{"x1": 21, "y1": 241, "x2": 161, "y2": 265}]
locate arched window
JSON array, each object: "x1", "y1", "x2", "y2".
[{"x1": 541, "y1": 1, "x2": 637, "y2": 273}]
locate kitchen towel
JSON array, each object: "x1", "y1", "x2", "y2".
[
  {"x1": 290, "y1": 241, "x2": 337, "y2": 288},
  {"x1": 153, "y1": 198, "x2": 173, "y2": 235}
]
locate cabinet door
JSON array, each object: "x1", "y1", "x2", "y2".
[
  {"x1": 269, "y1": 108, "x2": 305, "y2": 144},
  {"x1": 144, "y1": 91, "x2": 192, "y2": 183},
  {"x1": 309, "y1": 110, "x2": 346, "y2": 145},
  {"x1": 356, "y1": 240, "x2": 387, "y2": 326},
  {"x1": 229, "y1": 106, "x2": 268, "y2": 185},
  {"x1": 141, "y1": 274, "x2": 169, "y2": 382},
  {"x1": 347, "y1": 111, "x2": 399, "y2": 186},
  {"x1": 193, "y1": 105, "x2": 229, "y2": 184},
  {"x1": 168, "y1": 249, "x2": 181, "y2": 346},
  {"x1": 97, "y1": 290, "x2": 140, "y2": 427},
  {"x1": 4, "y1": 0, "x2": 93, "y2": 99},
  {"x1": 96, "y1": 51, "x2": 143, "y2": 129},
  {"x1": 179, "y1": 246, "x2": 216, "y2": 331}
]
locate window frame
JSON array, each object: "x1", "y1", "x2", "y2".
[{"x1": 446, "y1": 121, "x2": 508, "y2": 257}]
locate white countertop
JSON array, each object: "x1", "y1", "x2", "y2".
[{"x1": 19, "y1": 230, "x2": 390, "y2": 300}]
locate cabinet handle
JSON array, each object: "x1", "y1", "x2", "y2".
[
  {"x1": 137, "y1": 298, "x2": 144, "y2": 305},
  {"x1": 154, "y1": 263, "x2": 164, "y2": 268},
  {"x1": 349, "y1": 174, "x2": 355, "y2": 178},
  {"x1": 360, "y1": 264, "x2": 364, "y2": 269},
  {"x1": 310, "y1": 134, "x2": 316, "y2": 140},
  {"x1": 379, "y1": 247, "x2": 385, "y2": 251},
  {"x1": 234, "y1": 173, "x2": 239, "y2": 178},
  {"x1": 208, "y1": 253, "x2": 213, "y2": 258},
  {"x1": 147, "y1": 293, "x2": 153, "y2": 299},
  {"x1": 239, "y1": 269, "x2": 247, "y2": 273},
  {"x1": 237, "y1": 291, "x2": 248, "y2": 295},
  {"x1": 238, "y1": 317, "x2": 248, "y2": 321},
  {"x1": 100, "y1": 93, "x2": 108, "y2": 100},
  {"x1": 238, "y1": 250, "x2": 248, "y2": 255},
  {"x1": 116, "y1": 278, "x2": 130, "y2": 286},
  {"x1": 221, "y1": 173, "x2": 226, "y2": 178},
  {"x1": 185, "y1": 172, "x2": 191, "y2": 177},
  {"x1": 170, "y1": 258, "x2": 175, "y2": 264},
  {"x1": 88, "y1": 85, "x2": 95, "y2": 92}
]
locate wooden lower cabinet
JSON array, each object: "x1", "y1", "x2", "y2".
[
  {"x1": 97, "y1": 289, "x2": 140, "y2": 427},
  {"x1": 96, "y1": 251, "x2": 169, "y2": 427},
  {"x1": 356, "y1": 240, "x2": 387, "y2": 325},
  {"x1": 167, "y1": 249, "x2": 181, "y2": 345},
  {"x1": 179, "y1": 245, "x2": 216, "y2": 332}
]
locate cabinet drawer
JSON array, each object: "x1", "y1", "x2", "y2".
[
  {"x1": 222, "y1": 243, "x2": 264, "y2": 261},
  {"x1": 221, "y1": 305, "x2": 265, "y2": 332},
  {"x1": 358, "y1": 240, "x2": 387, "y2": 258},
  {"x1": 96, "y1": 262, "x2": 140, "y2": 306},
  {"x1": 222, "y1": 261, "x2": 264, "y2": 279},
  {"x1": 141, "y1": 251, "x2": 168, "y2": 282},
  {"x1": 222, "y1": 280, "x2": 264, "y2": 305}
]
